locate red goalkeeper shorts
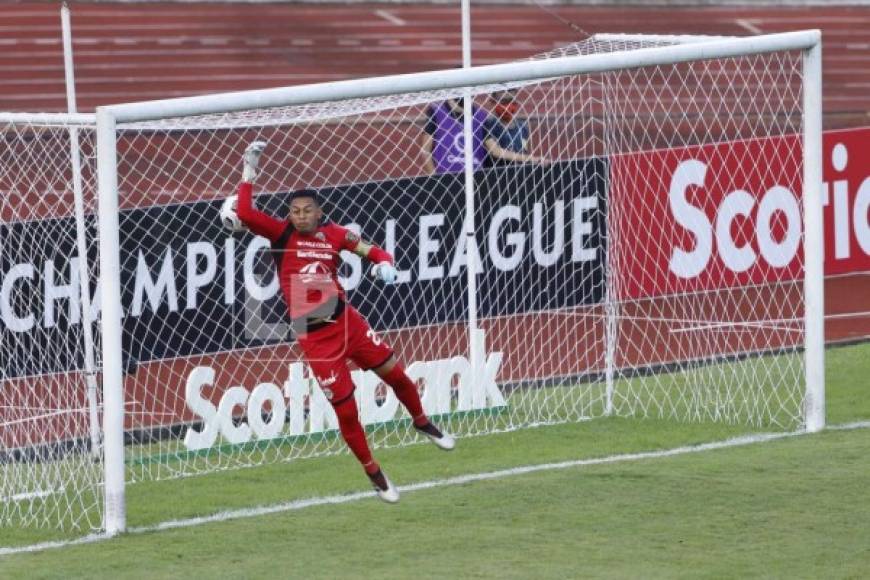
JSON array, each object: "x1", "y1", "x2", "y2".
[{"x1": 296, "y1": 304, "x2": 394, "y2": 404}]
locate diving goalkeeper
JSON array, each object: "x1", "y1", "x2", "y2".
[{"x1": 227, "y1": 141, "x2": 455, "y2": 504}]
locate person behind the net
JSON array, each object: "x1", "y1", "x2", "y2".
[
  {"x1": 482, "y1": 88, "x2": 544, "y2": 168},
  {"x1": 227, "y1": 141, "x2": 455, "y2": 503},
  {"x1": 420, "y1": 96, "x2": 542, "y2": 175}
]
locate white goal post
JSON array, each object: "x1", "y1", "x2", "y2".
[{"x1": 0, "y1": 29, "x2": 823, "y2": 537}]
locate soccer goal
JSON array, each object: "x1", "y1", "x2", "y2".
[{"x1": 0, "y1": 30, "x2": 823, "y2": 536}]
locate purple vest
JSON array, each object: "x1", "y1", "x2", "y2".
[{"x1": 430, "y1": 103, "x2": 489, "y2": 173}]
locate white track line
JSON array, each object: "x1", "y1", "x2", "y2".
[
  {"x1": 375, "y1": 9, "x2": 407, "y2": 27},
  {"x1": 2, "y1": 420, "x2": 869, "y2": 558},
  {"x1": 735, "y1": 18, "x2": 764, "y2": 35}
]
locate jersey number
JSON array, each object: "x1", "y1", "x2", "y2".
[{"x1": 366, "y1": 329, "x2": 383, "y2": 346}]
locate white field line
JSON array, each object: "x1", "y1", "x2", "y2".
[
  {"x1": 2, "y1": 420, "x2": 869, "y2": 557},
  {"x1": 8, "y1": 490, "x2": 57, "y2": 502}
]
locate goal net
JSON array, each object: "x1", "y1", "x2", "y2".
[
  {"x1": 0, "y1": 31, "x2": 822, "y2": 534},
  {"x1": 0, "y1": 115, "x2": 103, "y2": 531}
]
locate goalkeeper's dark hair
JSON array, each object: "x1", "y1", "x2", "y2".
[{"x1": 289, "y1": 188, "x2": 320, "y2": 205}]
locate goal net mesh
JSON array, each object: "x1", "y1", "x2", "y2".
[
  {"x1": 0, "y1": 119, "x2": 103, "y2": 530},
  {"x1": 1, "y1": 34, "x2": 807, "y2": 531}
]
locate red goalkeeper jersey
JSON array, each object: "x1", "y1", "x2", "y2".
[{"x1": 235, "y1": 182, "x2": 391, "y2": 327}]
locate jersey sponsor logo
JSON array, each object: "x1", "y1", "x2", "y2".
[
  {"x1": 295, "y1": 239, "x2": 332, "y2": 249},
  {"x1": 299, "y1": 261, "x2": 330, "y2": 283},
  {"x1": 296, "y1": 250, "x2": 334, "y2": 261},
  {"x1": 318, "y1": 372, "x2": 338, "y2": 387}
]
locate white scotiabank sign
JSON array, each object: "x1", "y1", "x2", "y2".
[
  {"x1": 613, "y1": 128, "x2": 870, "y2": 299},
  {"x1": 183, "y1": 353, "x2": 504, "y2": 451}
]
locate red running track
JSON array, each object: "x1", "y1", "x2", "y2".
[{"x1": 0, "y1": 3, "x2": 868, "y2": 129}]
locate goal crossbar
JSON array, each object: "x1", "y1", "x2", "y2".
[{"x1": 104, "y1": 30, "x2": 820, "y2": 124}]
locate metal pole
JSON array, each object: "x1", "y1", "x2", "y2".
[
  {"x1": 96, "y1": 107, "x2": 126, "y2": 534},
  {"x1": 602, "y1": 79, "x2": 617, "y2": 417},
  {"x1": 62, "y1": 2, "x2": 102, "y2": 458},
  {"x1": 802, "y1": 39, "x2": 825, "y2": 432},
  {"x1": 461, "y1": 0, "x2": 485, "y2": 395}
]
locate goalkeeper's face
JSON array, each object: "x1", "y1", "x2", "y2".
[{"x1": 289, "y1": 196, "x2": 323, "y2": 233}]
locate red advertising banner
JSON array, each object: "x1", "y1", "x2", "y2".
[
  {"x1": 821, "y1": 127, "x2": 870, "y2": 275},
  {"x1": 612, "y1": 126, "x2": 870, "y2": 299}
]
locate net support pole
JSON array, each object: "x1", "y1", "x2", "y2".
[
  {"x1": 62, "y1": 2, "x2": 101, "y2": 460},
  {"x1": 600, "y1": 73, "x2": 617, "y2": 417},
  {"x1": 96, "y1": 107, "x2": 126, "y2": 534},
  {"x1": 602, "y1": 129, "x2": 616, "y2": 415},
  {"x1": 802, "y1": 39, "x2": 825, "y2": 433},
  {"x1": 603, "y1": 293, "x2": 616, "y2": 416},
  {"x1": 461, "y1": 0, "x2": 485, "y2": 382}
]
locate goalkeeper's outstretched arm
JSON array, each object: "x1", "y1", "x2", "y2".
[
  {"x1": 235, "y1": 142, "x2": 286, "y2": 241},
  {"x1": 236, "y1": 182, "x2": 286, "y2": 241},
  {"x1": 341, "y1": 229, "x2": 398, "y2": 284}
]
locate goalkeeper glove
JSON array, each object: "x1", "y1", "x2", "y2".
[
  {"x1": 242, "y1": 141, "x2": 267, "y2": 183},
  {"x1": 371, "y1": 262, "x2": 398, "y2": 285}
]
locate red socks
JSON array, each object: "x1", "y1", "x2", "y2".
[
  {"x1": 383, "y1": 364, "x2": 429, "y2": 427},
  {"x1": 333, "y1": 397, "x2": 379, "y2": 475},
  {"x1": 332, "y1": 364, "x2": 429, "y2": 475}
]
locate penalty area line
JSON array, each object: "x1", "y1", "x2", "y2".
[{"x1": 3, "y1": 420, "x2": 870, "y2": 557}]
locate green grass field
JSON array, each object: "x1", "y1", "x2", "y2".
[{"x1": 1, "y1": 342, "x2": 869, "y2": 578}]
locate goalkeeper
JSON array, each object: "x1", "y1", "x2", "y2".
[{"x1": 229, "y1": 141, "x2": 455, "y2": 504}]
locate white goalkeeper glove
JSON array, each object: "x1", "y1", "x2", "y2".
[
  {"x1": 242, "y1": 141, "x2": 267, "y2": 183},
  {"x1": 371, "y1": 262, "x2": 398, "y2": 285}
]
